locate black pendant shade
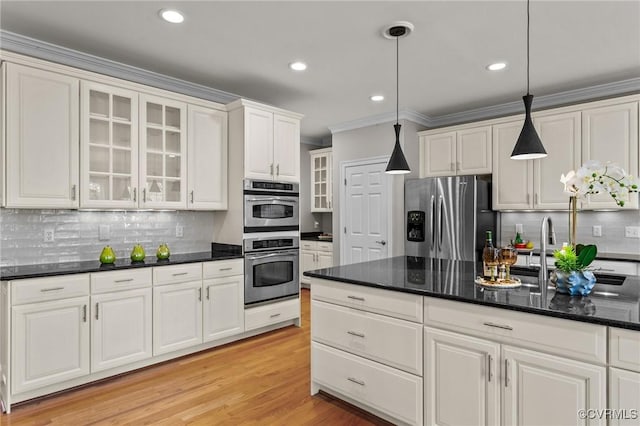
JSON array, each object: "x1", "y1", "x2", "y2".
[
  {"x1": 385, "y1": 123, "x2": 410, "y2": 174},
  {"x1": 510, "y1": 94, "x2": 547, "y2": 160}
]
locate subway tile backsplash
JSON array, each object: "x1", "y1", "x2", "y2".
[
  {"x1": 500, "y1": 210, "x2": 640, "y2": 255},
  {"x1": 0, "y1": 209, "x2": 215, "y2": 266}
]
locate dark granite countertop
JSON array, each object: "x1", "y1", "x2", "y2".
[
  {"x1": 304, "y1": 256, "x2": 640, "y2": 331},
  {"x1": 1, "y1": 249, "x2": 243, "y2": 281},
  {"x1": 300, "y1": 232, "x2": 333, "y2": 243}
]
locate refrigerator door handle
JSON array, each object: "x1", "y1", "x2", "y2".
[
  {"x1": 438, "y1": 195, "x2": 444, "y2": 250},
  {"x1": 430, "y1": 195, "x2": 436, "y2": 251}
]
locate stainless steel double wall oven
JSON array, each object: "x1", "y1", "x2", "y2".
[{"x1": 243, "y1": 179, "x2": 300, "y2": 306}]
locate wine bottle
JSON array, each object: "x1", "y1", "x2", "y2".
[{"x1": 482, "y1": 230, "x2": 497, "y2": 280}]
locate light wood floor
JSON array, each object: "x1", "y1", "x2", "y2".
[{"x1": 2, "y1": 289, "x2": 391, "y2": 425}]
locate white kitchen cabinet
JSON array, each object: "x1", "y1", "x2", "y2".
[
  {"x1": 80, "y1": 81, "x2": 139, "y2": 209},
  {"x1": 139, "y1": 94, "x2": 187, "y2": 209},
  {"x1": 310, "y1": 148, "x2": 333, "y2": 212},
  {"x1": 5, "y1": 63, "x2": 79, "y2": 208},
  {"x1": 1, "y1": 64, "x2": 5, "y2": 206},
  {"x1": 424, "y1": 327, "x2": 500, "y2": 426},
  {"x1": 582, "y1": 101, "x2": 639, "y2": 209},
  {"x1": 203, "y1": 274, "x2": 244, "y2": 342},
  {"x1": 300, "y1": 241, "x2": 333, "y2": 285},
  {"x1": 609, "y1": 367, "x2": 640, "y2": 426},
  {"x1": 492, "y1": 120, "x2": 533, "y2": 210},
  {"x1": 419, "y1": 125, "x2": 492, "y2": 177},
  {"x1": 153, "y1": 280, "x2": 203, "y2": 355},
  {"x1": 12, "y1": 296, "x2": 90, "y2": 394},
  {"x1": 187, "y1": 104, "x2": 228, "y2": 210},
  {"x1": 228, "y1": 99, "x2": 302, "y2": 183},
  {"x1": 90, "y1": 288, "x2": 152, "y2": 373},
  {"x1": 503, "y1": 345, "x2": 606, "y2": 426}
]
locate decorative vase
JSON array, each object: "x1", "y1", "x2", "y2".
[
  {"x1": 99, "y1": 246, "x2": 116, "y2": 264},
  {"x1": 551, "y1": 270, "x2": 596, "y2": 296},
  {"x1": 130, "y1": 244, "x2": 146, "y2": 262},
  {"x1": 156, "y1": 243, "x2": 170, "y2": 260}
]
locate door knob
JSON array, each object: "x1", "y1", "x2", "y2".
[{"x1": 375, "y1": 240, "x2": 387, "y2": 246}]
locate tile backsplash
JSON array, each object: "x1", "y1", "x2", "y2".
[
  {"x1": 0, "y1": 209, "x2": 215, "y2": 266},
  {"x1": 500, "y1": 210, "x2": 640, "y2": 254}
]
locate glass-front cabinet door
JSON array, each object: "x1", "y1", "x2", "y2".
[
  {"x1": 310, "y1": 149, "x2": 332, "y2": 212},
  {"x1": 139, "y1": 94, "x2": 187, "y2": 209},
  {"x1": 80, "y1": 82, "x2": 138, "y2": 208}
]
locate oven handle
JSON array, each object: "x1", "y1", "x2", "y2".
[
  {"x1": 246, "y1": 251, "x2": 298, "y2": 260},
  {"x1": 245, "y1": 197, "x2": 298, "y2": 203}
]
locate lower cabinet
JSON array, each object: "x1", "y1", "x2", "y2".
[
  {"x1": 12, "y1": 296, "x2": 90, "y2": 394},
  {"x1": 91, "y1": 288, "x2": 152, "y2": 372},
  {"x1": 203, "y1": 274, "x2": 244, "y2": 342},
  {"x1": 300, "y1": 241, "x2": 333, "y2": 285},
  {"x1": 153, "y1": 280, "x2": 203, "y2": 355},
  {"x1": 609, "y1": 367, "x2": 640, "y2": 426}
]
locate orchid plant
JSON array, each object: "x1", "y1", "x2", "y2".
[{"x1": 559, "y1": 161, "x2": 639, "y2": 248}]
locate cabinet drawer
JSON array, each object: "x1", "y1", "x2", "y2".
[
  {"x1": 91, "y1": 268, "x2": 152, "y2": 294},
  {"x1": 12, "y1": 274, "x2": 90, "y2": 305},
  {"x1": 153, "y1": 263, "x2": 202, "y2": 286},
  {"x1": 245, "y1": 298, "x2": 299, "y2": 331},
  {"x1": 317, "y1": 242, "x2": 333, "y2": 252},
  {"x1": 311, "y1": 279, "x2": 423, "y2": 323},
  {"x1": 301, "y1": 241, "x2": 316, "y2": 251},
  {"x1": 312, "y1": 342, "x2": 423, "y2": 426},
  {"x1": 202, "y1": 259, "x2": 243, "y2": 279},
  {"x1": 610, "y1": 327, "x2": 640, "y2": 372},
  {"x1": 312, "y1": 300, "x2": 422, "y2": 375},
  {"x1": 424, "y1": 297, "x2": 607, "y2": 364}
]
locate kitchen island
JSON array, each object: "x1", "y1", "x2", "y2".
[{"x1": 305, "y1": 256, "x2": 640, "y2": 426}]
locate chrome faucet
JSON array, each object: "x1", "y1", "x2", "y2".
[{"x1": 539, "y1": 216, "x2": 556, "y2": 302}]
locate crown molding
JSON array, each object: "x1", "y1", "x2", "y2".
[
  {"x1": 328, "y1": 109, "x2": 430, "y2": 134},
  {"x1": 0, "y1": 30, "x2": 239, "y2": 104}
]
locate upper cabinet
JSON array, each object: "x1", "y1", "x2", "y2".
[
  {"x1": 187, "y1": 104, "x2": 228, "y2": 210},
  {"x1": 139, "y1": 94, "x2": 187, "y2": 209},
  {"x1": 581, "y1": 101, "x2": 639, "y2": 209},
  {"x1": 310, "y1": 147, "x2": 332, "y2": 212},
  {"x1": 80, "y1": 81, "x2": 139, "y2": 209},
  {"x1": 229, "y1": 100, "x2": 302, "y2": 183},
  {"x1": 419, "y1": 125, "x2": 492, "y2": 177},
  {"x1": 5, "y1": 63, "x2": 80, "y2": 208},
  {"x1": 492, "y1": 120, "x2": 532, "y2": 210}
]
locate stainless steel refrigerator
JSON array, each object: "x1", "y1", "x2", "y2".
[{"x1": 405, "y1": 175, "x2": 496, "y2": 261}]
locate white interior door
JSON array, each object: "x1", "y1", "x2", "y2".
[{"x1": 341, "y1": 159, "x2": 390, "y2": 265}]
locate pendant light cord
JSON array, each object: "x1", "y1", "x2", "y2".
[
  {"x1": 526, "y1": 0, "x2": 530, "y2": 95},
  {"x1": 396, "y1": 34, "x2": 399, "y2": 125}
]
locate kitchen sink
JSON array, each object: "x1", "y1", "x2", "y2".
[{"x1": 510, "y1": 265, "x2": 627, "y2": 286}]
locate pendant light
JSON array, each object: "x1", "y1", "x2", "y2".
[
  {"x1": 385, "y1": 24, "x2": 411, "y2": 174},
  {"x1": 511, "y1": 0, "x2": 547, "y2": 160}
]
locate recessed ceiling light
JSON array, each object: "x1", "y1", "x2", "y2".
[
  {"x1": 487, "y1": 62, "x2": 507, "y2": 71},
  {"x1": 159, "y1": 9, "x2": 184, "y2": 24},
  {"x1": 289, "y1": 61, "x2": 307, "y2": 71},
  {"x1": 370, "y1": 95, "x2": 385, "y2": 102}
]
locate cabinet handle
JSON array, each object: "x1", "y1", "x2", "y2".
[
  {"x1": 95, "y1": 303, "x2": 99, "y2": 320},
  {"x1": 172, "y1": 272, "x2": 188, "y2": 276},
  {"x1": 132, "y1": 188, "x2": 137, "y2": 202},
  {"x1": 534, "y1": 193, "x2": 538, "y2": 205},
  {"x1": 347, "y1": 330, "x2": 365, "y2": 338},
  {"x1": 270, "y1": 313, "x2": 281, "y2": 318},
  {"x1": 504, "y1": 359, "x2": 510, "y2": 387},
  {"x1": 40, "y1": 287, "x2": 64, "y2": 292},
  {"x1": 82, "y1": 305, "x2": 87, "y2": 322},
  {"x1": 526, "y1": 193, "x2": 530, "y2": 204},
  {"x1": 347, "y1": 295, "x2": 365, "y2": 301},
  {"x1": 347, "y1": 377, "x2": 365, "y2": 386},
  {"x1": 115, "y1": 278, "x2": 133, "y2": 283},
  {"x1": 71, "y1": 184, "x2": 77, "y2": 201},
  {"x1": 219, "y1": 267, "x2": 233, "y2": 271},
  {"x1": 276, "y1": 164, "x2": 280, "y2": 176},
  {"x1": 270, "y1": 163, "x2": 274, "y2": 176},
  {"x1": 206, "y1": 286, "x2": 210, "y2": 300},
  {"x1": 483, "y1": 322, "x2": 513, "y2": 331},
  {"x1": 143, "y1": 188, "x2": 147, "y2": 202},
  {"x1": 190, "y1": 190, "x2": 194, "y2": 203},
  {"x1": 487, "y1": 354, "x2": 493, "y2": 382},
  {"x1": 198, "y1": 288, "x2": 202, "y2": 301}
]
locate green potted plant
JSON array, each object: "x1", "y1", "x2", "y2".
[{"x1": 551, "y1": 244, "x2": 597, "y2": 296}]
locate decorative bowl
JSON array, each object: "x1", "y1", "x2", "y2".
[{"x1": 550, "y1": 270, "x2": 596, "y2": 296}]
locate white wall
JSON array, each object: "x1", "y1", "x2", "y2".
[{"x1": 331, "y1": 119, "x2": 424, "y2": 264}]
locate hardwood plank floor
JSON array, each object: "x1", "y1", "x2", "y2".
[{"x1": 2, "y1": 289, "x2": 392, "y2": 425}]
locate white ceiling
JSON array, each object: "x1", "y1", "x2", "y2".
[{"x1": 1, "y1": 1, "x2": 639, "y2": 141}]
